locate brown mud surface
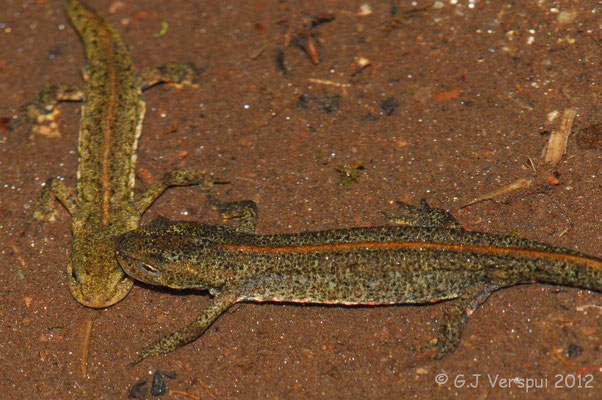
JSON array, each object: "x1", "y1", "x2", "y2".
[{"x1": 0, "y1": 1, "x2": 600, "y2": 399}]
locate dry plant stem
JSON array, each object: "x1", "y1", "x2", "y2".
[{"x1": 543, "y1": 107, "x2": 577, "y2": 164}]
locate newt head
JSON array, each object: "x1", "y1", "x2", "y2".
[
  {"x1": 67, "y1": 230, "x2": 134, "y2": 308},
  {"x1": 115, "y1": 218, "x2": 215, "y2": 290}
]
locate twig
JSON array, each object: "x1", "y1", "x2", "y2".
[
  {"x1": 462, "y1": 178, "x2": 533, "y2": 207},
  {"x1": 172, "y1": 390, "x2": 204, "y2": 400},
  {"x1": 81, "y1": 318, "x2": 93, "y2": 377},
  {"x1": 551, "y1": 345, "x2": 574, "y2": 371},
  {"x1": 543, "y1": 108, "x2": 577, "y2": 164},
  {"x1": 10, "y1": 243, "x2": 28, "y2": 270}
]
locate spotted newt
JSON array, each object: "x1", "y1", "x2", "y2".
[
  {"x1": 114, "y1": 200, "x2": 601, "y2": 361},
  {"x1": 29, "y1": 0, "x2": 214, "y2": 308}
]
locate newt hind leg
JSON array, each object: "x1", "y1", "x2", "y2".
[
  {"x1": 212, "y1": 199, "x2": 258, "y2": 234},
  {"x1": 407, "y1": 282, "x2": 499, "y2": 359},
  {"x1": 23, "y1": 84, "x2": 84, "y2": 137},
  {"x1": 134, "y1": 169, "x2": 217, "y2": 215},
  {"x1": 383, "y1": 199, "x2": 463, "y2": 230},
  {"x1": 435, "y1": 282, "x2": 499, "y2": 358},
  {"x1": 138, "y1": 62, "x2": 203, "y2": 90},
  {"x1": 30, "y1": 177, "x2": 79, "y2": 224}
]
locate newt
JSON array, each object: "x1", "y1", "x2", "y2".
[
  {"x1": 29, "y1": 0, "x2": 214, "y2": 308},
  {"x1": 114, "y1": 200, "x2": 602, "y2": 361}
]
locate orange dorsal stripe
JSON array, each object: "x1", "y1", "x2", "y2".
[{"x1": 220, "y1": 241, "x2": 601, "y2": 271}]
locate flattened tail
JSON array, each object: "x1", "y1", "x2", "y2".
[
  {"x1": 530, "y1": 252, "x2": 602, "y2": 293},
  {"x1": 66, "y1": 0, "x2": 98, "y2": 30},
  {"x1": 66, "y1": 0, "x2": 125, "y2": 49}
]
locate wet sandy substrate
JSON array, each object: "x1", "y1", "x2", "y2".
[{"x1": 0, "y1": 1, "x2": 600, "y2": 398}]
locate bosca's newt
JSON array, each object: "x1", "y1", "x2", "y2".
[
  {"x1": 29, "y1": 0, "x2": 214, "y2": 308},
  {"x1": 114, "y1": 200, "x2": 601, "y2": 361}
]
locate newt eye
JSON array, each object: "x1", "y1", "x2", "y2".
[
  {"x1": 139, "y1": 261, "x2": 161, "y2": 277},
  {"x1": 70, "y1": 268, "x2": 80, "y2": 284}
]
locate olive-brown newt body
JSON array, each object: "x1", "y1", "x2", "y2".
[
  {"x1": 115, "y1": 200, "x2": 601, "y2": 361},
  {"x1": 29, "y1": 0, "x2": 212, "y2": 308}
]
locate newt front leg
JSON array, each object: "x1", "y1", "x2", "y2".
[{"x1": 136, "y1": 289, "x2": 242, "y2": 363}]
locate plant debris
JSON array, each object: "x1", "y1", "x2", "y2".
[
  {"x1": 462, "y1": 178, "x2": 533, "y2": 207},
  {"x1": 542, "y1": 107, "x2": 577, "y2": 164},
  {"x1": 336, "y1": 161, "x2": 365, "y2": 189}
]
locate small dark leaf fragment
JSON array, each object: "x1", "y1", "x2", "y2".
[
  {"x1": 128, "y1": 380, "x2": 147, "y2": 399},
  {"x1": 151, "y1": 370, "x2": 176, "y2": 396},
  {"x1": 575, "y1": 123, "x2": 602, "y2": 150},
  {"x1": 380, "y1": 97, "x2": 399, "y2": 116},
  {"x1": 275, "y1": 49, "x2": 286, "y2": 74},
  {"x1": 319, "y1": 95, "x2": 340, "y2": 114},
  {"x1": 151, "y1": 371, "x2": 167, "y2": 396},
  {"x1": 297, "y1": 94, "x2": 311, "y2": 110},
  {"x1": 567, "y1": 343, "x2": 583, "y2": 358}
]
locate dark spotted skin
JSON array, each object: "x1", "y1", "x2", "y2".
[
  {"x1": 115, "y1": 201, "x2": 602, "y2": 362},
  {"x1": 29, "y1": 0, "x2": 211, "y2": 308}
]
